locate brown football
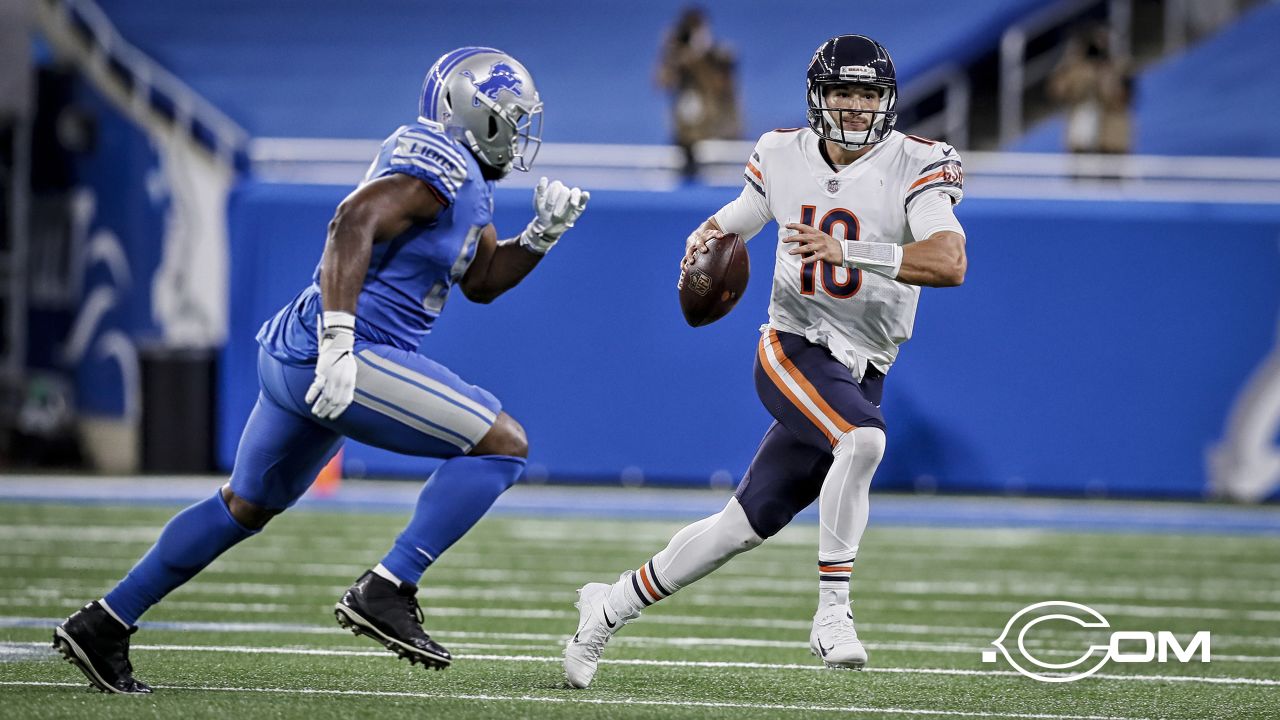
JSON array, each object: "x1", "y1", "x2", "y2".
[{"x1": 677, "y1": 233, "x2": 749, "y2": 327}]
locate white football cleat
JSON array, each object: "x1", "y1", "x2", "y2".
[
  {"x1": 810, "y1": 603, "x2": 868, "y2": 669},
  {"x1": 563, "y1": 580, "x2": 637, "y2": 688}
]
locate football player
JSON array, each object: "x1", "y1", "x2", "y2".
[
  {"x1": 565, "y1": 35, "x2": 966, "y2": 687},
  {"x1": 53, "y1": 47, "x2": 589, "y2": 693}
]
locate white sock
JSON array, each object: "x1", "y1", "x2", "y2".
[
  {"x1": 609, "y1": 497, "x2": 763, "y2": 615},
  {"x1": 372, "y1": 563, "x2": 405, "y2": 587},
  {"x1": 817, "y1": 427, "x2": 885, "y2": 609},
  {"x1": 97, "y1": 598, "x2": 130, "y2": 629}
]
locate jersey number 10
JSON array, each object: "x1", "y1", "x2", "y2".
[{"x1": 798, "y1": 205, "x2": 861, "y2": 299}]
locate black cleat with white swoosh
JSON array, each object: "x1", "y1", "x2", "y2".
[
  {"x1": 334, "y1": 570, "x2": 452, "y2": 669},
  {"x1": 53, "y1": 601, "x2": 152, "y2": 694}
]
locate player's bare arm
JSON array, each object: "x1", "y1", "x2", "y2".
[
  {"x1": 460, "y1": 177, "x2": 589, "y2": 303},
  {"x1": 459, "y1": 224, "x2": 538, "y2": 303},
  {"x1": 319, "y1": 173, "x2": 445, "y2": 313},
  {"x1": 783, "y1": 224, "x2": 965, "y2": 287},
  {"x1": 307, "y1": 174, "x2": 446, "y2": 419},
  {"x1": 895, "y1": 230, "x2": 965, "y2": 286}
]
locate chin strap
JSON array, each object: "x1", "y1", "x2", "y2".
[{"x1": 462, "y1": 129, "x2": 512, "y2": 178}]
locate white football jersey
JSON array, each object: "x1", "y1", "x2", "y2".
[{"x1": 714, "y1": 128, "x2": 964, "y2": 379}]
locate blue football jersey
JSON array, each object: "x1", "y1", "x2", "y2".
[{"x1": 258, "y1": 121, "x2": 494, "y2": 363}]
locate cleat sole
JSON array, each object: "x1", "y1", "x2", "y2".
[
  {"x1": 333, "y1": 604, "x2": 451, "y2": 670},
  {"x1": 52, "y1": 628, "x2": 147, "y2": 694},
  {"x1": 810, "y1": 645, "x2": 867, "y2": 670}
]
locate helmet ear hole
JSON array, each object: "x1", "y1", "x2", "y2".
[
  {"x1": 444, "y1": 91, "x2": 453, "y2": 112},
  {"x1": 487, "y1": 115, "x2": 499, "y2": 140}
]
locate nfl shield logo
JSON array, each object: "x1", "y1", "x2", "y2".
[
  {"x1": 687, "y1": 269, "x2": 713, "y2": 297},
  {"x1": 826, "y1": 178, "x2": 840, "y2": 193}
]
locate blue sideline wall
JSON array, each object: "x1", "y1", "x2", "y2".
[{"x1": 220, "y1": 184, "x2": 1280, "y2": 498}]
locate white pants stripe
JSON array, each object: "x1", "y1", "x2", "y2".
[{"x1": 353, "y1": 352, "x2": 494, "y2": 451}]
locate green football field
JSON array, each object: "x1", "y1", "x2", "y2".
[{"x1": 1, "y1": 498, "x2": 1278, "y2": 719}]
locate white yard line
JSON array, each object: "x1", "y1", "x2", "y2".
[
  {"x1": 12, "y1": 568, "x2": 1280, "y2": 614},
  {"x1": 26, "y1": 554, "x2": 1280, "y2": 606},
  {"x1": 6, "y1": 608, "x2": 1280, "y2": 650},
  {"x1": 8, "y1": 621, "x2": 1280, "y2": 662},
  {"x1": 3, "y1": 642, "x2": 1273, "y2": 688},
  {"x1": 5, "y1": 519, "x2": 1270, "y2": 559},
  {"x1": 0, "y1": 680, "x2": 1162, "y2": 720}
]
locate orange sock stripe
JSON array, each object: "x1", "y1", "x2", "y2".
[
  {"x1": 818, "y1": 565, "x2": 853, "y2": 573},
  {"x1": 638, "y1": 564, "x2": 663, "y2": 600},
  {"x1": 758, "y1": 333, "x2": 835, "y2": 445}
]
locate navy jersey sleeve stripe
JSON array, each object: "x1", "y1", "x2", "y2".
[
  {"x1": 918, "y1": 158, "x2": 962, "y2": 174},
  {"x1": 904, "y1": 181, "x2": 962, "y2": 209},
  {"x1": 744, "y1": 174, "x2": 766, "y2": 197}
]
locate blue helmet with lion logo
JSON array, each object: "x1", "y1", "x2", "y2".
[{"x1": 419, "y1": 48, "x2": 543, "y2": 177}]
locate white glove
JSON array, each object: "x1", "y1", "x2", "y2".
[
  {"x1": 519, "y1": 176, "x2": 590, "y2": 254},
  {"x1": 305, "y1": 311, "x2": 357, "y2": 420}
]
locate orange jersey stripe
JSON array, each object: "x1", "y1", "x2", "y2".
[
  {"x1": 767, "y1": 331, "x2": 856, "y2": 439},
  {"x1": 908, "y1": 170, "x2": 946, "y2": 191},
  {"x1": 758, "y1": 333, "x2": 836, "y2": 445},
  {"x1": 746, "y1": 161, "x2": 763, "y2": 180},
  {"x1": 638, "y1": 565, "x2": 662, "y2": 599}
]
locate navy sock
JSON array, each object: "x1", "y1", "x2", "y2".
[
  {"x1": 103, "y1": 490, "x2": 258, "y2": 626},
  {"x1": 380, "y1": 455, "x2": 525, "y2": 585}
]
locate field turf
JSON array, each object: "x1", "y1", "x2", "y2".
[{"x1": 0, "y1": 497, "x2": 1277, "y2": 719}]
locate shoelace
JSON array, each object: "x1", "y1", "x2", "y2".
[
  {"x1": 110, "y1": 627, "x2": 135, "y2": 673},
  {"x1": 819, "y1": 612, "x2": 861, "y2": 646},
  {"x1": 406, "y1": 594, "x2": 425, "y2": 626},
  {"x1": 577, "y1": 609, "x2": 612, "y2": 662}
]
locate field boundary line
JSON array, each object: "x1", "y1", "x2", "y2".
[
  {"x1": 5, "y1": 641, "x2": 1274, "y2": 687},
  {"x1": 0, "y1": 680, "x2": 1158, "y2": 719}
]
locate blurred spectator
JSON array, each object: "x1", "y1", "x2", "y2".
[
  {"x1": 656, "y1": 7, "x2": 742, "y2": 179},
  {"x1": 1187, "y1": 0, "x2": 1238, "y2": 42},
  {"x1": 1048, "y1": 25, "x2": 1134, "y2": 154}
]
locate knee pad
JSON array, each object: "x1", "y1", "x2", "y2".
[{"x1": 835, "y1": 426, "x2": 887, "y2": 469}]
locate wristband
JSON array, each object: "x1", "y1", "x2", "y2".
[
  {"x1": 842, "y1": 241, "x2": 903, "y2": 279},
  {"x1": 518, "y1": 226, "x2": 557, "y2": 255},
  {"x1": 322, "y1": 311, "x2": 356, "y2": 336}
]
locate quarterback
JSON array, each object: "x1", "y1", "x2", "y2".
[
  {"x1": 53, "y1": 47, "x2": 590, "y2": 693},
  {"x1": 565, "y1": 34, "x2": 967, "y2": 687}
]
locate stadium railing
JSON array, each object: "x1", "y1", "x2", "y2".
[
  {"x1": 36, "y1": 0, "x2": 248, "y2": 166},
  {"x1": 250, "y1": 137, "x2": 1280, "y2": 205}
]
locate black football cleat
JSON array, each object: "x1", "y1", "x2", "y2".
[
  {"x1": 52, "y1": 601, "x2": 152, "y2": 694},
  {"x1": 334, "y1": 570, "x2": 452, "y2": 669}
]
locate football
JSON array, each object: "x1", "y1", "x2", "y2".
[{"x1": 677, "y1": 232, "x2": 749, "y2": 327}]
